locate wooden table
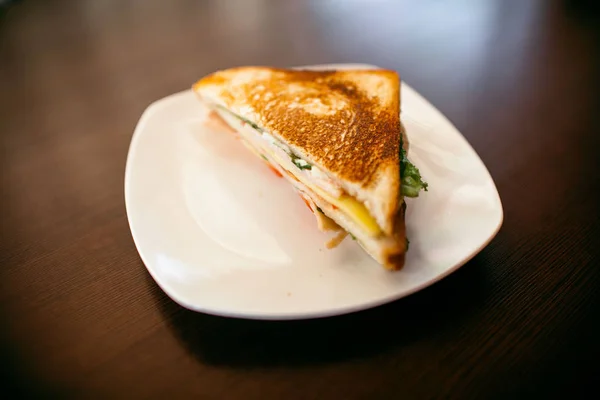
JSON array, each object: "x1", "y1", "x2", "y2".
[{"x1": 1, "y1": 0, "x2": 599, "y2": 398}]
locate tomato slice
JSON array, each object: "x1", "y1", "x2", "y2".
[
  {"x1": 300, "y1": 195, "x2": 313, "y2": 212},
  {"x1": 266, "y1": 164, "x2": 283, "y2": 178}
]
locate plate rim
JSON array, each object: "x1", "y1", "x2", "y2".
[{"x1": 124, "y1": 63, "x2": 504, "y2": 320}]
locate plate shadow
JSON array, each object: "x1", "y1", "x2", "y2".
[{"x1": 144, "y1": 254, "x2": 492, "y2": 369}]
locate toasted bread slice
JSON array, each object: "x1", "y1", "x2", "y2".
[{"x1": 193, "y1": 67, "x2": 402, "y2": 235}]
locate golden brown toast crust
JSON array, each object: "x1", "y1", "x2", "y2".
[{"x1": 193, "y1": 67, "x2": 401, "y2": 186}]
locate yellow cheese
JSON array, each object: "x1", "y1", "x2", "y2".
[
  {"x1": 262, "y1": 147, "x2": 381, "y2": 236},
  {"x1": 310, "y1": 185, "x2": 381, "y2": 237}
]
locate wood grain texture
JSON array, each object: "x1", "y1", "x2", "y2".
[{"x1": 1, "y1": 0, "x2": 599, "y2": 398}]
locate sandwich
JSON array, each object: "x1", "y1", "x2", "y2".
[{"x1": 192, "y1": 67, "x2": 427, "y2": 270}]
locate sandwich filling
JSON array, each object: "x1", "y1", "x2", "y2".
[{"x1": 209, "y1": 104, "x2": 427, "y2": 242}]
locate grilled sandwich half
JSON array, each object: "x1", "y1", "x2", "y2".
[{"x1": 192, "y1": 67, "x2": 427, "y2": 270}]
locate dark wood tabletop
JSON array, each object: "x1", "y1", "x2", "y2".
[{"x1": 1, "y1": 0, "x2": 599, "y2": 398}]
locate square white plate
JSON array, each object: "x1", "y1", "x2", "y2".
[{"x1": 125, "y1": 63, "x2": 503, "y2": 320}]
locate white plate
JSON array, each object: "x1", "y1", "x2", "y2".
[{"x1": 125, "y1": 63, "x2": 503, "y2": 320}]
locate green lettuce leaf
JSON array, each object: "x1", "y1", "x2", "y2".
[
  {"x1": 400, "y1": 147, "x2": 428, "y2": 197},
  {"x1": 291, "y1": 154, "x2": 312, "y2": 170}
]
